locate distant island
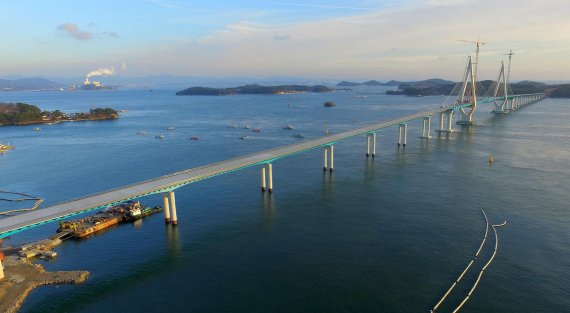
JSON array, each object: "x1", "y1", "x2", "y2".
[
  {"x1": 384, "y1": 78, "x2": 456, "y2": 96},
  {"x1": 374, "y1": 78, "x2": 570, "y2": 97},
  {"x1": 0, "y1": 77, "x2": 119, "y2": 92},
  {"x1": 0, "y1": 103, "x2": 118, "y2": 126},
  {"x1": 337, "y1": 80, "x2": 401, "y2": 87},
  {"x1": 176, "y1": 84, "x2": 333, "y2": 96},
  {"x1": 0, "y1": 78, "x2": 64, "y2": 92}
]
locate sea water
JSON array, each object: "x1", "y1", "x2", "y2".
[{"x1": 0, "y1": 88, "x2": 568, "y2": 312}]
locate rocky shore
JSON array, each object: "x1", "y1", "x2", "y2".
[{"x1": 0, "y1": 256, "x2": 89, "y2": 313}]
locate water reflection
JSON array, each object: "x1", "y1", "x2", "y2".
[
  {"x1": 165, "y1": 224, "x2": 182, "y2": 261},
  {"x1": 261, "y1": 192, "x2": 276, "y2": 227},
  {"x1": 322, "y1": 171, "x2": 335, "y2": 194}
]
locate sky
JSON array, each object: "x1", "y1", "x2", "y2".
[{"x1": 1, "y1": 0, "x2": 569, "y2": 81}]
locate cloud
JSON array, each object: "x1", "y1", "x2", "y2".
[
  {"x1": 273, "y1": 35, "x2": 290, "y2": 41},
  {"x1": 146, "y1": 0, "x2": 180, "y2": 9},
  {"x1": 103, "y1": 31, "x2": 120, "y2": 38},
  {"x1": 223, "y1": 21, "x2": 266, "y2": 34},
  {"x1": 270, "y1": 2, "x2": 371, "y2": 11},
  {"x1": 57, "y1": 23, "x2": 93, "y2": 41},
  {"x1": 40, "y1": 0, "x2": 570, "y2": 81}
]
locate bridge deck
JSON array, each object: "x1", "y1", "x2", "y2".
[{"x1": 0, "y1": 108, "x2": 446, "y2": 238}]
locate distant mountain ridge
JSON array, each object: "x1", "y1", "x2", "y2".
[
  {"x1": 0, "y1": 78, "x2": 64, "y2": 91},
  {"x1": 337, "y1": 80, "x2": 401, "y2": 87}
]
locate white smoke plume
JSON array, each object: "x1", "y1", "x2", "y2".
[{"x1": 86, "y1": 66, "x2": 115, "y2": 79}]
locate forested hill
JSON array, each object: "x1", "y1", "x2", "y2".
[{"x1": 176, "y1": 84, "x2": 332, "y2": 96}]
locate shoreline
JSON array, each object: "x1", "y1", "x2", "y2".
[
  {"x1": 0, "y1": 115, "x2": 118, "y2": 127},
  {"x1": 0, "y1": 256, "x2": 89, "y2": 313}
]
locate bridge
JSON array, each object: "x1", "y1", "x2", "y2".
[
  {"x1": 0, "y1": 108, "x2": 446, "y2": 239},
  {"x1": 0, "y1": 53, "x2": 546, "y2": 241}
]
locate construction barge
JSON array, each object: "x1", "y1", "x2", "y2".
[{"x1": 57, "y1": 201, "x2": 162, "y2": 238}]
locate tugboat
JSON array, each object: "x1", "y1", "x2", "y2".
[{"x1": 122, "y1": 202, "x2": 163, "y2": 222}]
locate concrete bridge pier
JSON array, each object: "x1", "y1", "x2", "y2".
[
  {"x1": 372, "y1": 133, "x2": 377, "y2": 157},
  {"x1": 163, "y1": 193, "x2": 171, "y2": 223},
  {"x1": 366, "y1": 134, "x2": 371, "y2": 157},
  {"x1": 420, "y1": 116, "x2": 432, "y2": 139},
  {"x1": 323, "y1": 147, "x2": 328, "y2": 171},
  {"x1": 323, "y1": 145, "x2": 334, "y2": 172},
  {"x1": 366, "y1": 133, "x2": 377, "y2": 157},
  {"x1": 437, "y1": 111, "x2": 454, "y2": 133},
  {"x1": 260, "y1": 164, "x2": 274, "y2": 192},
  {"x1": 329, "y1": 145, "x2": 335, "y2": 172},
  {"x1": 261, "y1": 167, "x2": 267, "y2": 192},
  {"x1": 169, "y1": 191, "x2": 178, "y2": 225},
  {"x1": 268, "y1": 163, "x2": 274, "y2": 193},
  {"x1": 398, "y1": 123, "x2": 407, "y2": 146}
]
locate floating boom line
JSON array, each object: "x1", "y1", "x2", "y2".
[
  {"x1": 0, "y1": 190, "x2": 44, "y2": 216},
  {"x1": 431, "y1": 209, "x2": 506, "y2": 313}
]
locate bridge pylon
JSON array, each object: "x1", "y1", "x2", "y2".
[
  {"x1": 456, "y1": 56, "x2": 478, "y2": 125},
  {"x1": 490, "y1": 60, "x2": 511, "y2": 114}
]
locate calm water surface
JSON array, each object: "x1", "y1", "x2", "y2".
[{"x1": 0, "y1": 88, "x2": 568, "y2": 312}]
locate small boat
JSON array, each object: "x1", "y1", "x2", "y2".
[
  {"x1": 191, "y1": 136, "x2": 200, "y2": 141},
  {"x1": 155, "y1": 134, "x2": 165, "y2": 140},
  {"x1": 252, "y1": 128, "x2": 262, "y2": 133},
  {"x1": 33, "y1": 127, "x2": 41, "y2": 131},
  {"x1": 166, "y1": 126, "x2": 175, "y2": 131},
  {"x1": 488, "y1": 154, "x2": 494, "y2": 164},
  {"x1": 292, "y1": 133, "x2": 305, "y2": 139},
  {"x1": 123, "y1": 204, "x2": 163, "y2": 222},
  {"x1": 228, "y1": 124, "x2": 238, "y2": 129},
  {"x1": 283, "y1": 124, "x2": 294, "y2": 130},
  {"x1": 244, "y1": 125, "x2": 251, "y2": 129},
  {"x1": 136, "y1": 130, "x2": 147, "y2": 135},
  {"x1": 239, "y1": 136, "x2": 251, "y2": 140},
  {"x1": 0, "y1": 144, "x2": 14, "y2": 153}
]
